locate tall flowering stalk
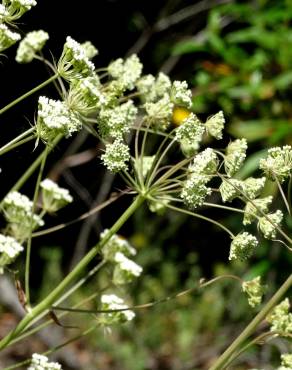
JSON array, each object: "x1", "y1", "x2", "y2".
[{"x1": 0, "y1": 2, "x2": 291, "y2": 369}]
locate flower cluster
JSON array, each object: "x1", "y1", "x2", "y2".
[
  {"x1": 16, "y1": 30, "x2": 49, "y2": 63},
  {"x1": 101, "y1": 139, "x2": 130, "y2": 173},
  {"x1": 175, "y1": 113, "x2": 205, "y2": 152},
  {"x1": 243, "y1": 196, "x2": 273, "y2": 225},
  {"x1": 259, "y1": 145, "x2": 292, "y2": 183},
  {"x1": 136, "y1": 72, "x2": 171, "y2": 102},
  {"x1": 242, "y1": 276, "x2": 266, "y2": 308},
  {"x1": 99, "y1": 294, "x2": 135, "y2": 325},
  {"x1": 27, "y1": 353, "x2": 62, "y2": 370},
  {"x1": 36, "y1": 96, "x2": 82, "y2": 142},
  {"x1": 2, "y1": 0, "x2": 36, "y2": 22},
  {"x1": 219, "y1": 177, "x2": 265, "y2": 203},
  {"x1": 224, "y1": 138, "x2": 247, "y2": 177},
  {"x1": 144, "y1": 94, "x2": 174, "y2": 130},
  {"x1": 205, "y1": 111, "x2": 225, "y2": 140},
  {"x1": 108, "y1": 54, "x2": 142, "y2": 90},
  {"x1": 113, "y1": 251, "x2": 142, "y2": 285},
  {"x1": 40, "y1": 179, "x2": 73, "y2": 213},
  {"x1": 2, "y1": 191, "x2": 44, "y2": 241},
  {"x1": 0, "y1": 23, "x2": 20, "y2": 52},
  {"x1": 57, "y1": 36, "x2": 95, "y2": 81},
  {"x1": 170, "y1": 80, "x2": 192, "y2": 108},
  {"x1": 229, "y1": 232, "x2": 258, "y2": 260},
  {"x1": 266, "y1": 298, "x2": 292, "y2": 337},
  {"x1": 0, "y1": 234, "x2": 23, "y2": 273},
  {"x1": 100, "y1": 230, "x2": 136, "y2": 261},
  {"x1": 258, "y1": 210, "x2": 283, "y2": 239},
  {"x1": 279, "y1": 354, "x2": 292, "y2": 369},
  {"x1": 98, "y1": 100, "x2": 138, "y2": 139}
]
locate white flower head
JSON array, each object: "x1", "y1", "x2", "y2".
[
  {"x1": 108, "y1": 54, "x2": 142, "y2": 90},
  {"x1": 243, "y1": 196, "x2": 273, "y2": 225},
  {"x1": 101, "y1": 139, "x2": 130, "y2": 173},
  {"x1": 3, "y1": 0, "x2": 37, "y2": 22},
  {"x1": 0, "y1": 234, "x2": 23, "y2": 274},
  {"x1": 16, "y1": 30, "x2": 49, "y2": 63},
  {"x1": 259, "y1": 145, "x2": 292, "y2": 183},
  {"x1": 100, "y1": 294, "x2": 135, "y2": 325},
  {"x1": 145, "y1": 94, "x2": 174, "y2": 130},
  {"x1": 137, "y1": 72, "x2": 171, "y2": 103},
  {"x1": 171, "y1": 80, "x2": 192, "y2": 108},
  {"x1": 205, "y1": 111, "x2": 225, "y2": 140},
  {"x1": 98, "y1": 100, "x2": 138, "y2": 139},
  {"x1": 113, "y1": 252, "x2": 143, "y2": 285},
  {"x1": 243, "y1": 177, "x2": 266, "y2": 200},
  {"x1": 175, "y1": 113, "x2": 205, "y2": 148},
  {"x1": 242, "y1": 276, "x2": 266, "y2": 308},
  {"x1": 229, "y1": 232, "x2": 258, "y2": 260},
  {"x1": 57, "y1": 36, "x2": 95, "y2": 81},
  {"x1": 100, "y1": 229, "x2": 136, "y2": 261},
  {"x1": 81, "y1": 41, "x2": 98, "y2": 59},
  {"x1": 224, "y1": 138, "x2": 248, "y2": 177},
  {"x1": 2, "y1": 191, "x2": 44, "y2": 241},
  {"x1": 267, "y1": 298, "x2": 292, "y2": 337},
  {"x1": 219, "y1": 178, "x2": 243, "y2": 202},
  {"x1": 181, "y1": 174, "x2": 212, "y2": 209},
  {"x1": 40, "y1": 179, "x2": 73, "y2": 213},
  {"x1": 258, "y1": 210, "x2": 283, "y2": 239},
  {"x1": 27, "y1": 353, "x2": 62, "y2": 370},
  {"x1": 280, "y1": 354, "x2": 292, "y2": 369},
  {"x1": 189, "y1": 148, "x2": 218, "y2": 176},
  {"x1": 0, "y1": 24, "x2": 21, "y2": 53},
  {"x1": 0, "y1": 4, "x2": 8, "y2": 22},
  {"x1": 37, "y1": 96, "x2": 82, "y2": 142},
  {"x1": 67, "y1": 75, "x2": 105, "y2": 115}
]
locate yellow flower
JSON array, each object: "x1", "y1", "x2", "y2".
[{"x1": 172, "y1": 106, "x2": 190, "y2": 126}]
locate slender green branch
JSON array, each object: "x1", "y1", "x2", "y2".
[
  {"x1": 164, "y1": 202, "x2": 235, "y2": 237},
  {"x1": 0, "y1": 135, "x2": 35, "y2": 156},
  {"x1": 0, "y1": 128, "x2": 35, "y2": 155},
  {"x1": 209, "y1": 274, "x2": 292, "y2": 370},
  {"x1": 274, "y1": 174, "x2": 291, "y2": 215},
  {"x1": 0, "y1": 74, "x2": 59, "y2": 116},
  {"x1": 0, "y1": 194, "x2": 144, "y2": 350},
  {"x1": 25, "y1": 146, "x2": 49, "y2": 306}
]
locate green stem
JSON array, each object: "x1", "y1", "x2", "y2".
[
  {"x1": 0, "y1": 194, "x2": 144, "y2": 351},
  {"x1": 0, "y1": 74, "x2": 58, "y2": 116},
  {"x1": 5, "y1": 135, "x2": 62, "y2": 197},
  {"x1": 0, "y1": 135, "x2": 35, "y2": 156},
  {"x1": 209, "y1": 273, "x2": 292, "y2": 370},
  {"x1": 25, "y1": 146, "x2": 49, "y2": 306},
  {"x1": 0, "y1": 128, "x2": 35, "y2": 155}
]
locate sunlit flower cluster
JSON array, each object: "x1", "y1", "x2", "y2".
[
  {"x1": 267, "y1": 298, "x2": 292, "y2": 337},
  {"x1": 0, "y1": 234, "x2": 23, "y2": 273},
  {"x1": 229, "y1": 232, "x2": 258, "y2": 260},
  {"x1": 100, "y1": 294, "x2": 135, "y2": 325},
  {"x1": 16, "y1": 30, "x2": 49, "y2": 63},
  {"x1": 27, "y1": 353, "x2": 62, "y2": 370},
  {"x1": 242, "y1": 276, "x2": 266, "y2": 307}
]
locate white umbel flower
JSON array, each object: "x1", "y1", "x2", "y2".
[
  {"x1": 189, "y1": 148, "x2": 218, "y2": 176},
  {"x1": 100, "y1": 229, "x2": 136, "y2": 261},
  {"x1": 243, "y1": 196, "x2": 273, "y2": 225},
  {"x1": 113, "y1": 252, "x2": 142, "y2": 285},
  {"x1": 37, "y1": 96, "x2": 82, "y2": 142},
  {"x1": 136, "y1": 72, "x2": 171, "y2": 103},
  {"x1": 224, "y1": 138, "x2": 247, "y2": 177},
  {"x1": 0, "y1": 234, "x2": 23, "y2": 273},
  {"x1": 229, "y1": 232, "x2": 258, "y2": 260},
  {"x1": 267, "y1": 298, "x2": 292, "y2": 337},
  {"x1": 145, "y1": 93, "x2": 174, "y2": 130},
  {"x1": 27, "y1": 353, "x2": 62, "y2": 370},
  {"x1": 40, "y1": 179, "x2": 73, "y2": 213},
  {"x1": 258, "y1": 210, "x2": 283, "y2": 239},
  {"x1": 81, "y1": 41, "x2": 98, "y2": 59},
  {"x1": 98, "y1": 100, "x2": 138, "y2": 139},
  {"x1": 3, "y1": 0, "x2": 37, "y2": 22},
  {"x1": 0, "y1": 24, "x2": 21, "y2": 53},
  {"x1": 259, "y1": 145, "x2": 292, "y2": 183},
  {"x1": 175, "y1": 113, "x2": 205, "y2": 147},
  {"x1": 242, "y1": 276, "x2": 266, "y2": 308},
  {"x1": 181, "y1": 174, "x2": 212, "y2": 209},
  {"x1": 205, "y1": 111, "x2": 225, "y2": 140},
  {"x1": 101, "y1": 139, "x2": 130, "y2": 173},
  {"x1": 280, "y1": 354, "x2": 292, "y2": 369},
  {"x1": 100, "y1": 294, "x2": 135, "y2": 324},
  {"x1": 108, "y1": 54, "x2": 142, "y2": 90},
  {"x1": 57, "y1": 36, "x2": 95, "y2": 81},
  {"x1": 171, "y1": 80, "x2": 192, "y2": 108},
  {"x1": 0, "y1": 4, "x2": 8, "y2": 22},
  {"x1": 16, "y1": 30, "x2": 49, "y2": 63}
]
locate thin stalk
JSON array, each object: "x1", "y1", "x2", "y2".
[
  {"x1": 0, "y1": 194, "x2": 144, "y2": 350},
  {"x1": 209, "y1": 274, "x2": 292, "y2": 370},
  {"x1": 165, "y1": 202, "x2": 235, "y2": 237},
  {"x1": 5, "y1": 135, "x2": 62, "y2": 197},
  {"x1": 25, "y1": 146, "x2": 48, "y2": 306},
  {"x1": 288, "y1": 176, "x2": 292, "y2": 212},
  {"x1": 274, "y1": 174, "x2": 291, "y2": 215},
  {"x1": 0, "y1": 74, "x2": 58, "y2": 116},
  {"x1": 0, "y1": 135, "x2": 35, "y2": 156},
  {"x1": 0, "y1": 128, "x2": 35, "y2": 155}
]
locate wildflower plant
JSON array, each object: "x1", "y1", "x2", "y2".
[{"x1": 0, "y1": 2, "x2": 291, "y2": 369}]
